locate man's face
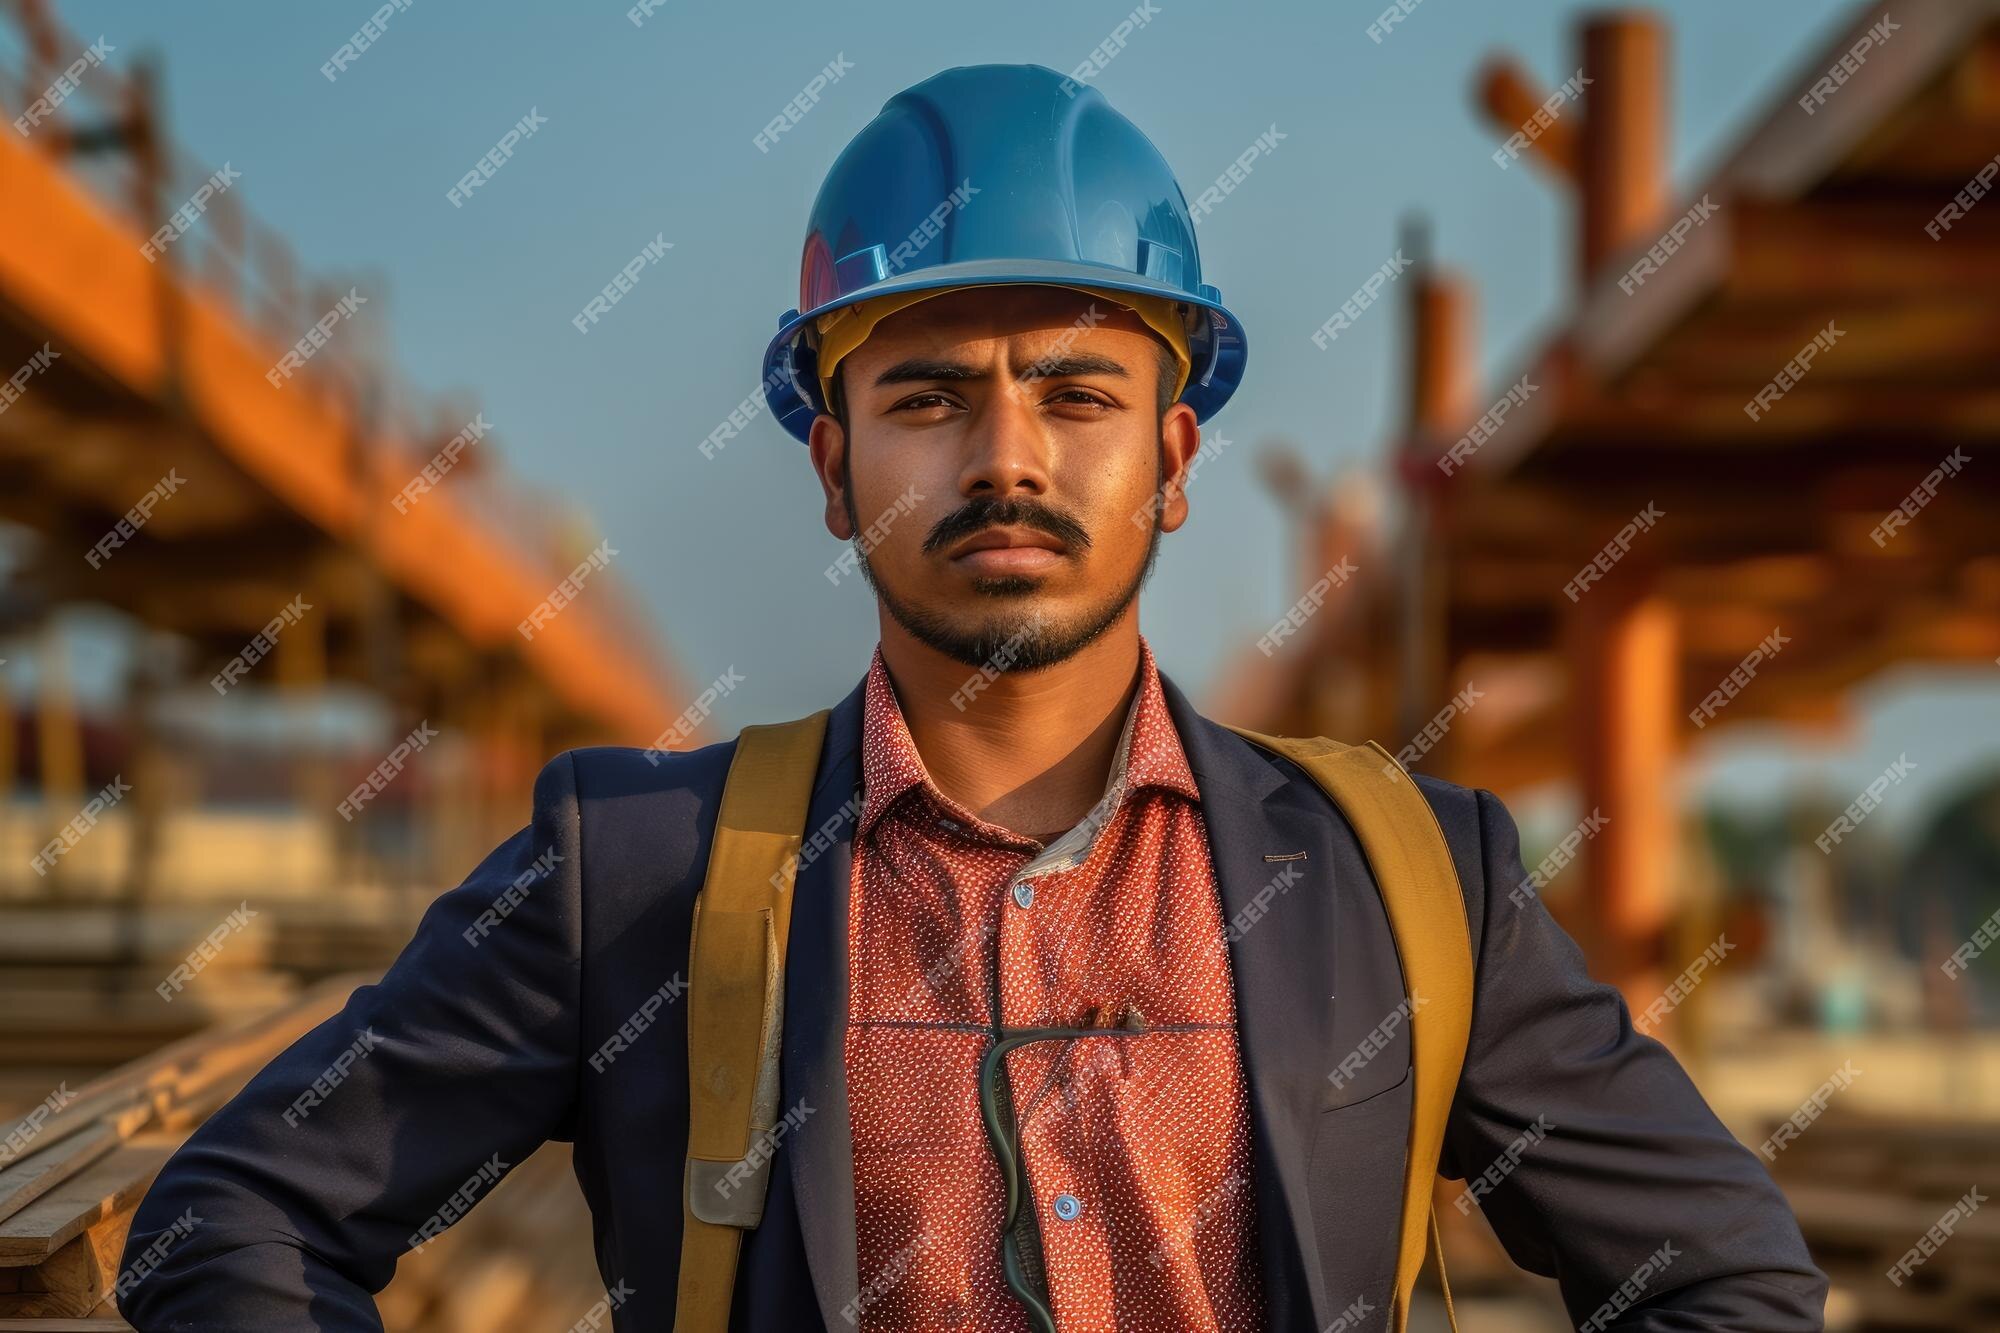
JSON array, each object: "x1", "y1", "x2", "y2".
[{"x1": 807, "y1": 286, "x2": 1203, "y2": 672}]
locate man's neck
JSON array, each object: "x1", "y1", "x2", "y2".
[{"x1": 876, "y1": 611, "x2": 1143, "y2": 843}]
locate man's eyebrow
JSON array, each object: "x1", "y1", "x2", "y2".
[
  {"x1": 1016, "y1": 353, "x2": 1129, "y2": 381},
  {"x1": 870, "y1": 353, "x2": 1132, "y2": 388},
  {"x1": 872, "y1": 358, "x2": 980, "y2": 387}
]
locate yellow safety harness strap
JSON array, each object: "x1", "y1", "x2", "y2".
[
  {"x1": 674, "y1": 710, "x2": 830, "y2": 1333},
  {"x1": 1222, "y1": 727, "x2": 1473, "y2": 1333}
]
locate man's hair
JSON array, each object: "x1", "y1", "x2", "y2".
[{"x1": 823, "y1": 337, "x2": 1180, "y2": 433}]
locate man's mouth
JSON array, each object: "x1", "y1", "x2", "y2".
[{"x1": 945, "y1": 524, "x2": 1069, "y2": 574}]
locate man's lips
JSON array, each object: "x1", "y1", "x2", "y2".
[{"x1": 945, "y1": 524, "x2": 1069, "y2": 573}]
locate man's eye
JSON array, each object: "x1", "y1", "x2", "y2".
[
  {"x1": 1047, "y1": 388, "x2": 1109, "y2": 407},
  {"x1": 896, "y1": 392, "x2": 958, "y2": 411}
]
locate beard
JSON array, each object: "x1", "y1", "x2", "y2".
[{"x1": 841, "y1": 449, "x2": 1165, "y2": 673}]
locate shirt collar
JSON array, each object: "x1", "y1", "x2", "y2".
[{"x1": 855, "y1": 633, "x2": 1201, "y2": 844}]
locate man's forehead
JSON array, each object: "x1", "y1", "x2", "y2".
[{"x1": 865, "y1": 285, "x2": 1153, "y2": 347}]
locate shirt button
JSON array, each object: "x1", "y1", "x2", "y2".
[
  {"x1": 1012, "y1": 880, "x2": 1035, "y2": 909},
  {"x1": 1052, "y1": 1193, "x2": 1082, "y2": 1221}
]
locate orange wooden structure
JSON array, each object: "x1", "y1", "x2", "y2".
[
  {"x1": 1219, "y1": 0, "x2": 2000, "y2": 1005},
  {"x1": 0, "y1": 0, "x2": 696, "y2": 809}
]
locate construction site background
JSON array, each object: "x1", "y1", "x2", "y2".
[{"x1": 2, "y1": 1, "x2": 1997, "y2": 1329}]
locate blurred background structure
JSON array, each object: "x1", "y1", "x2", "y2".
[
  {"x1": 1217, "y1": 2, "x2": 2000, "y2": 1326},
  {"x1": 0, "y1": 0, "x2": 688, "y2": 1324},
  {"x1": 1, "y1": 0, "x2": 1997, "y2": 1329}
]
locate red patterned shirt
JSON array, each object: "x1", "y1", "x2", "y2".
[{"x1": 844, "y1": 635, "x2": 1266, "y2": 1331}]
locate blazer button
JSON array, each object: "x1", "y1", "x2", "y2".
[
  {"x1": 1012, "y1": 880, "x2": 1035, "y2": 909},
  {"x1": 1052, "y1": 1192, "x2": 1082, "y2": 1221}
]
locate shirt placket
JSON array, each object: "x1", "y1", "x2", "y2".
[{"x1": 990, "y1": 782, "x2": 1127, "y2": 1325}]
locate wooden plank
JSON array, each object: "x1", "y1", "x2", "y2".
[
  {"x1": 0, "y1": 975, "x2": 361, "y2": 1173},
  {"x1": 1784, "y1": 1183, "x2": 2000, "y2": 1245},
  {"x1": 0, "y1": 1128, "x2": 115, "y2": 1232},
  {"x1": 0, "y1": 1221, "x2": 124, "y2": 1318},
  {"x1": 0, "y1": 1142, "x2": 174, "y2": 1265}
]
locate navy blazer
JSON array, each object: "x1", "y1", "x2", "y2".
[{"x1": 119, "y1": 667, "x2": 1827, "y2": 1331}]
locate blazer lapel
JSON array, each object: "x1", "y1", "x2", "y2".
[
  {"x1": 1160, "y1": 668, "x2": 1339, "y2": 1332},
  {"x1": 783, "y1": 672, "x2": 866, "y2": 1330}
]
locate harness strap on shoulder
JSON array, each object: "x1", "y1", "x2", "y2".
[
  {"x1": 1222, "y1": 726, "x2": 1473, "y2": 1333},
  {"x1": 674, "y1": 709, "x2": 830, "y2": 1333}
]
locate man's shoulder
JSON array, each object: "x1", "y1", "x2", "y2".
[
  {"x1": 1403, "y1": 767, "x2": 1487, "y2": 844},
  {"x1": 1237, "y1": 729, "x2": 1490, "y2": 849},
  {"x1": 516, "y1": 741, "x2": 748, "y2": 915},
  {"x1": 521, "y1": 740, "x2": 746, "y2": 873},
  {"x1": 1240, "y1": 734, "x2": 1499, "y2": 937},
  {"x1": 535, "y1": 736, "x2": 742, "y2": 801}
]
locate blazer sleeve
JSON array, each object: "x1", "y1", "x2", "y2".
[
  {"x1": 1433, "y1": 785, "x2": 1829, "y2": 1330},
  {"x1": 116, "y1": 750, "x2": 585, "y2": 1332}
]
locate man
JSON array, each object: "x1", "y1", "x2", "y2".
[{"x1": 120, "y1": 64, "x2": 1826, "y2": 1331}]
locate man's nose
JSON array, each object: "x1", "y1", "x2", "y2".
[{"x1": 958, "y1": 379, "x2": 1052, "y2": 498}]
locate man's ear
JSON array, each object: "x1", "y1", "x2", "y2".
[
  {"x1": 809, "y1": 415, "x2": 855, "y2": 541},
  {"x1": 1154, "y1": 402, "x2": 1202, "y2": 535}
]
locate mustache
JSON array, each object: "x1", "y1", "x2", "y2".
[{"x1": 922, "y1": 496, "x2": 1092, "y2": 555}]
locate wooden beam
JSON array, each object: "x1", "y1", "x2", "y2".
[
  {"x1": 1567, "y1": 583, "x2": 1679, "y2": 1014},
  {"x1": 1578, "y1": 13, "x2": 1669, "y2": 284},
  {"x1": 1476, "y1": 57, "x2": 1581, "y2": 182},
  {"x1": 0, "y1": 1144, "x2": 173, "y2": 1267}
]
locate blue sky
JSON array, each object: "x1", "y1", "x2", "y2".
[{"x1": 46, "y1": 0, "x2": 2000, "y2": 831}]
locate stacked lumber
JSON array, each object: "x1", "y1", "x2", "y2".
[
  {"x1": 0, "y1": 974, "x2": 609, "y2": 1331},
  {"x1": 0, "y1": 899, "x2": 420, "y2": 1070},
  {"x1": 373, "y1": 1142, "x2": 607, "y2": 1333},
  {"x1": 0, "y1": 904, "x2": 293, "y2": 1071},
  {"x1": 1764, "y1": 1111, "x2": 2000, "y2": 1331},
  {"x1": 0, "y1": 976, "x2": 362, "y2": 1324}
]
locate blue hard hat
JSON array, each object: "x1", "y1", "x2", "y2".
[{"x1": 759, "y1": 63, "x2": 1247, "y2": 445}]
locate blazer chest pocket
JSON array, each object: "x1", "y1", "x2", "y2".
[{"x1": 1317, "y1": 1000, "x2": 1414, "y2": 1112}]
